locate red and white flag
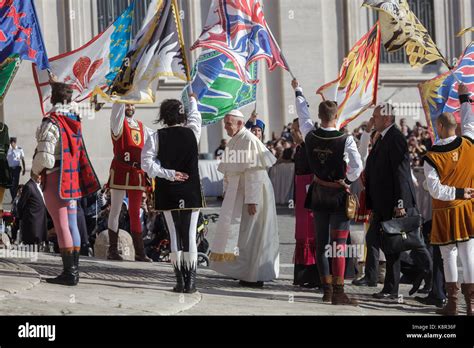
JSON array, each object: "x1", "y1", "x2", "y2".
[
  {"x1": 317, "y1": 22, "x2": 381, "y2": 129},
  {"x1": 191, "y1": 0, "x2": 288, "y2": 84},
  {"x1": 32, "y1": 2, "x2": 134, "y2": 114}
]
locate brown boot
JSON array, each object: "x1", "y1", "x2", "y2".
[
  {"x1": 436, "y1": 282, "x2": 459, "y2": 316},
  {"x1": 461, "y1": 283, "x2": 474, "y2": 316},
  {"x1": 107, "y1": 229, "x2": 123, "y2": 261},
  {"x1": 332, "y1": 276, "x2": 358, "y2": 306},
  {"x1": 320, "y1": 275, "x2": 333, "y2": 303},
  {"x1": 132, "y1": 233, "x2": 152, "y2": 262}
]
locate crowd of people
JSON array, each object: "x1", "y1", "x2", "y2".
[
  {"x1": 219, "y1": 115, "x2": 435, "y2": 170},
  {"x1": 212, "y1": 80, "x2": 473, "y2": 314},
  {"x1": 0, "y1": 75, "x2": 472, "y2": 316}
]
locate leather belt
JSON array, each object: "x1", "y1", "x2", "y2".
[
  {"x1": 114, "y1": 156, "x2": 141, "y2": 169},
  {"x1": 313, "y1": 176, "x2": 345, "y2": 189}
]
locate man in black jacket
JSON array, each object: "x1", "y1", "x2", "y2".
[
  {"x1": 17, "y1": 174, "x2": 47, "y2": 245},
  {"x1": 363, "y1": 103, "x2": 430, "y2": 299}
]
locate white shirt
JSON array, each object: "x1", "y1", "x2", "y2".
[
  {"x1": 423, "y1": 100, "x2": 474, "y2": 201},
  {"x1": 141, "y1": 97, "x2": 202, "y2": 181},
  {"x1": 380, "y1": 123, "x2": 396, "y2": 138},
  {"x1": 295, "y1": 87, "x2": 363, "y2": 182},
  {"x1": 35, "y1": 181, "x2": 45, "y2": 202},
  {"x1": 110, "y1": 103, "x2": 154, "y2": 143},
  {"x1": 7, "y1": 146, "x2": 24, "y2": 168},
  {"x1": 358, "y1": 130, "x2": 371, "y2": 166}
]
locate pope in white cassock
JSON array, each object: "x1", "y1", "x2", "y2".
[{"x1": 210, "y1": 110, "x2": 280, "y2": 288}]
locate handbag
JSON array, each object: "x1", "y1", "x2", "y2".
[
  {"x1": 381, "y1": 214, "x2": 424, "y2": 254},
  {"x1": 345, "y1": 193, "x2": 358, "y2": 220}
]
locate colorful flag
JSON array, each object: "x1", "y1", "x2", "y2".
[
  {"x1": 32, "y1": 1, "x2": 134, "y2": 114},
  {"x1": 317, "y1": 22, "x2": 381, "y2": 130},
  {"x1": 418, "y1": 43, "x2": 474, "y2": 140},
  {"x1": 0, "y1": 55, "x2": 21, "y2": 103},
  {"x1": 0, "y1": 0, "x2": 49, "y2": 70},
  {"x1": 182, "y1": 50, "x2": 257, "y2": 125},
  {"x1": 108, "y1": 0, "x2": 188, "y2": 103},
  {"x1": 191, "y1": 0, "x2": 288, "y2": 84},
  {"x1": 363, "y1": 0, "x2": 448, "y2": 68}
]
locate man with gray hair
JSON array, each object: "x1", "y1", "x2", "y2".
[
  {"x1": 364, "y1": 102, "x2": 430, "y2": 300},
  {"x1": 210, "y1": 109, "x2": 280, "y2": 288}
]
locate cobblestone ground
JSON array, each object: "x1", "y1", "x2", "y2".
[{"x1": 0, "y1": 198, "x2": 468, "y2": 315}]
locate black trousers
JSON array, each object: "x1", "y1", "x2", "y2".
[
  {"x1": 365, "y1": 213, "x2": 382, "y2": 284},
  {"x1": 430, "y1": 245, "x2": 446, "y2": 300},
  {"x1": 365, "y1": 208, "x2": 431, "y2": 295},
  {"x1": 423, "y1": 220, "x2": 446, "y2": 301},
  {"x1": 9, "y1": 166, "x2": 21, "y2": 200}
]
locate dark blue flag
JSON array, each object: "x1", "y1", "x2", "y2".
[{"x1": 0, "y1": 0, "x2": 49, "y2": 69}]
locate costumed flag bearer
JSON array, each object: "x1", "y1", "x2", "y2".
[
  {"x1": 292, "y1": 78, "x2": 363, "y2": 305},
  {"x1": 107, "y1": 103, "x2": 152, "y2": 262},
  {"x1": 142, "y1": 94, "x2": 204, "y2": 293},
  {"x1": 32, "y1": 81, "x2": 100, "y2": 285},
  {"x1": 423, "y1": 83, "x2": 474, "y2": 316}
]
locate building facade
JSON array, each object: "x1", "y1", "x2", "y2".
[{"x1": 1, "y1": 0, "x2": 473, "y2": 184}]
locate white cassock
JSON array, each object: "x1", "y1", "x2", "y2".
[{"x1": 210, "y1": 127, "x2": 280, "y2": 282}]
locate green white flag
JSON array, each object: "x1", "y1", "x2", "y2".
[{"x1": 183, "y1": 50, "x2": 257, "y2": 125}]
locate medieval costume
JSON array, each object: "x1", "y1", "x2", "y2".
[
  {"x1": 32, "y1": 103, "x2": 100, "y2": 286},
  {"x1": 293, "y1": 142, "x2": 319, "y2": 288},
  {"x1": 210, "y1": 110, "x2": 279, "y2": 287},
  {"x1": 142, "y1": 96, "x2": 204, "y2": 293},
  {"x1": 107, "y1": 104, "x2": 152, "y2": 262},
  {"x1": 423, "y1": 93, "x2": 474, "y2": 316},
  {"x1": 295, "y1": 87, "x2": 363, "y2": 305}
]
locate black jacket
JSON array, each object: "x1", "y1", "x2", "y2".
[
  {"x1": 17, "y1": 179, "x2": 47, "y2": 244},
  {"x1": 365, "y1": 125, "x2": 417, "y2": 220}
]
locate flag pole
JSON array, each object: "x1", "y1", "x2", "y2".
[
  {"x1": 253, "y1": 61, "x2": 258, "y2": 113},
  {"x1": 172, "y1": 0, "x2": 193, "y2": 94},
  {"x1": 438, "y1": 46, "x2": 462, "y2": 84}
]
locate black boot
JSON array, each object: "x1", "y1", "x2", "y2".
[
  {"x1": 73, "y1": 249, "x2": 80, "y2": 283},
  {"x1": 46, "y1": 249, "x2": 79, "y2": 286},
  {"x1": 173, "y1": 266, "x2": 185, "y2": 293},
  {"x1": 184, "y1": 267, "x2": 197, "y2": 294},
  {"x1": 73, "y1": 249, "x2": 80, "y2": 268}
]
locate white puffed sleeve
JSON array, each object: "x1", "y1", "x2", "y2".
[{"x1": 32, "y1": 120, "x2": 60, "y2": 176}]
